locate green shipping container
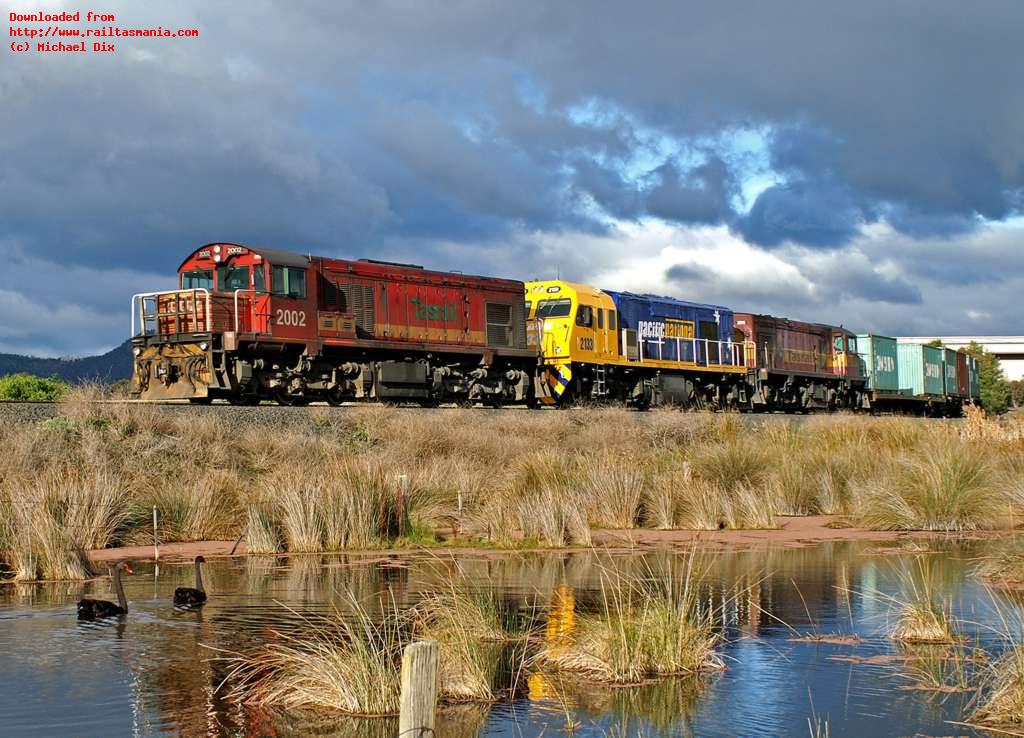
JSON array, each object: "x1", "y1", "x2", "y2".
[
  {"x1": 856, "y1": 334, "x2": 899, "y2": 392},
  {"x1": 969, "y1": 356, "x2": 981, "y2": 399},
  {"x1": 897, "y1": 343, "x2": 944, "y2": 397},
  {"x1": 942, "y1": 347, "x2": 959, "y2": 395}
]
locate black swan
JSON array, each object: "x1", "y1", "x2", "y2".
[
  {"x1": 173, "y1": 555, "x2": 207, "y2": 606},
  {"x1": 77, "y1": 561, "x2": 133, "y2": 620}
]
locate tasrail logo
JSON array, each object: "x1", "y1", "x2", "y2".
[{"x1": 411, "y1": 297, "x2": 457, "y2": 322}]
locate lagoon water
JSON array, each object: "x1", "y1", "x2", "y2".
[{"x1": 0, "y1": 542, "x2": 1012, "y2": 737}]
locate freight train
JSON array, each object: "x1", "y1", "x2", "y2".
[{"x1": 130, "y1": 243, "x2": 979, "y2": 414}]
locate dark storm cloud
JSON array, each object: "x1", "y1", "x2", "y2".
[
  {"x1": 733, "y1": 180, "x2": 864, "y2": 248},
  {"x1": 645, "y1": 158, "x2": 733, "y2": 226},
  {"x1": 2, "y1": 0, "x2": 1024, "y2": 352}
]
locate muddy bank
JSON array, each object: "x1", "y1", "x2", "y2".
[
  {"x1": 84, "y1": 516, "x2": 1007, "y2": 566},
  {"x1": 87, "y1": 540, "x2": 246, "y2": 565}
]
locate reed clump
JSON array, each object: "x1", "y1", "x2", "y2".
[
  {"x1": 889, "y1": 558, "x2": 957, "y2": 645},
  {"x1": 971, "y1": 645, "x2": 1024, "y2": 726},
  {"x1": 852, "y1": 440, "x2": 1004, "y2": 532},
  {"x1": 223, "y1": 599, "x2": 406, "y2": 716},
  {"x1": 536, "y1": 559, "x2": 723, "y2": 684}
]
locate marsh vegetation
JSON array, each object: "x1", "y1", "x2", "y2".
[{"x1": 1, "y1": 392, "x2": 1023, "y2": 581}]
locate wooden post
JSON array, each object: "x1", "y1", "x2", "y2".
[
  {"x1": 152, "y1": 506, "x2": 159, "y2": 561},
  {"x1": 398, "y1": 640, "x2": 439, "y2": 737}
]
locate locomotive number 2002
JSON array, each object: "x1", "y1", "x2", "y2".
[{"x1": 275, "y1": 309, "x2": 307, "y2": 327}]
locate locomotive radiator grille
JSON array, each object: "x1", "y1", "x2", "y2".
[{"x1": 486, "y1": 302, "x2": 514, "y2": 348}]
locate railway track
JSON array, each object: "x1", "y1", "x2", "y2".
[{"x1": 0, "y1": 399, "x2": 963, "y2": 432}]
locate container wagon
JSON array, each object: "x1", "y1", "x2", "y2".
[
  {"x1": 856, "y1": 333, "x2": 915, "y2": 412},
  {"x1": 734, "y1": 314, "x2": 867, "y2": 411},
  {"x1": 131, "y1": 243, "x2": 536, "y2": 405},
  {"x1": 969, "y1": 355, "x2": 981, "y2": 402},
  {"x1": 896, "y1": 342, "x2": 947, "y2": 415}
]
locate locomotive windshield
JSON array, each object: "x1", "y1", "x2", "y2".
[
  {"x1": 217, "y1": 265, "x2": 250, "y2": 291},
  {"x1": 181, "y1": 269, "x2": 212, "y2": 290},
  {"x1": 535, "y1": 298, "x2": 572, "y2": 318}
]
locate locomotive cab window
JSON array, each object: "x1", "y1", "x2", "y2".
[
  {"x1": 576, "y1": 305, "x2": 594, "y2": 328},
  {"x1": 217, "y1": 265, "x2": 250, "y2": 292},
  {"x1": 253, "y1": 264, "x2": 266, "y2": 293},
  {"x1": 182, "y1": 269, "x2": 213, "y2": 290},
  {"x1": 833, "y1": 336, "x2": 845, "y2": 352},
  {"x1": 271, "y1": 266, "x2": 307, "y2": 299},
  {"x1": 535, "y1": 298, "x2": 572, "y2": 318},
  {"x1": 597, "y1": 308, "x2": 604, "y2": 329}
]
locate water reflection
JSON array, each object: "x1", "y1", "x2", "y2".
[{"x1": 0, "y1": 542, "x2": 1009, "y2": 737}]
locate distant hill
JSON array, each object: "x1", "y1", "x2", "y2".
[{"x1": 0, "y1": 340, "x2": 132, "y2": 383}]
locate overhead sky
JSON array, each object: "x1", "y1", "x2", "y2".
[{"x1": 3, "y1": 0, "x2": 1023, "y2": 356}]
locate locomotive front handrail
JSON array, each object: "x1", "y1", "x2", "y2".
[
  {"x1": 131, "y1": 288, "x2": 211, "y2": 338},
  {"x1": 233, "y1": 289, "x2": 246, "y2": 334}
]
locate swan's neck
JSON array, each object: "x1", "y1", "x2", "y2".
[
  {"x1": 113, "y1": 566, "x2": 128, "y2": 611},
  {"x1": 194, "y1": 560, "x2": 205, "y2": 592}
]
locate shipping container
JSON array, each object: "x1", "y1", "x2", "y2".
[
  {"x1": 856, "y1": 333, "x2": 899, "y2": 392},
  {"x1": 956, "y1": 351, "x2": 969, "y2": 397},
  {"x1": 942, "y1": 347, "x2": 959, "y2": 396},
  {"x1": 897, "y1": 342, "x2": 944, "y2": 396}
]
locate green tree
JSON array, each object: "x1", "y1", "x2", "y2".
[
  {"x1": 1010, "y1": 379, "x2": 1024, "y2": 408},
  {"x1": 964, "y1": 342, "x2": 1011, "y2": 414},
  {"x1": 924, "y1": 338, "x2": 944, "y2": 348}
]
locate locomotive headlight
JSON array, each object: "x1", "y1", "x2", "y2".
[
  {"x1": 213, "y1": 245, "x2": 221, "y2": 254},
  {"x1": 199, "y1": 342, "x2": 209, "y2": 351},
  {"x1": 132, "y1": 347, "x2": 141, "y2": 356},
  {"x1": 543, "y1": 320, "x2": 553, "y2": 331}
]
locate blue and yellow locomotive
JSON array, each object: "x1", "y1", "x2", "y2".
[{"x1": 525, "y1": 280, "x2": 754, "y2": 409}]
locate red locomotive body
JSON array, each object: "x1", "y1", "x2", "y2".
[
  {"x1": 132, "y1": 243, "x2": 535, "y2": 405},
  {"x1": 733, "y1": 313, "x2": 867, "y2": 411}
]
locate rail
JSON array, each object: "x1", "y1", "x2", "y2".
[
  {"x1": 636, "y1": 335, "x2": 755, "y2": 368},
  {"x1": 131, "y1": 289, "x2": 211, "y2": 338}
]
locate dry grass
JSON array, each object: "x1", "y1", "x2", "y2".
[
  {"x1": 971, "y1": 645, "x2": 1024, "y2": 726},
  {"x1": 889, "y1": 558, "x2": 957, "y2": 645},
  {"x1": 222, "y1": 597, "x2": 406, "y2": 716},
  {"x1": 3, "y1": 399, "x2": 1024, "y2": 579},
  {"x1": 853, "y1": 440, "x2": 1005, "y2": 532},
  {"x1": 536, "y1": 556, "x2": 724, "y2": 684}
]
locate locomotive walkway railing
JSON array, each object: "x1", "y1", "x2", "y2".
[
  {"x1": 131, "y1": 289, "x2": 212, "y2": 338},
  {"x1": 637, "y1": 336, "x2": 756, "y2": 368}
]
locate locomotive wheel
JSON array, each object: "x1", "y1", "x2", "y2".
[
  {"x1": 325, "y1": 388, "x2": 348, "y2": 407},
  {"x1": 274, "y1": 389, "x2": 308, "y2": 407}
]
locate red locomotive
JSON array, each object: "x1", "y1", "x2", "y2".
[
  {"x1": 131, "y1": 243, "x2": 536, "y2": 405},
  {"x1": 733, "y1": 313, "x2": 867, "y2": 411}
]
